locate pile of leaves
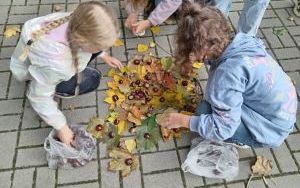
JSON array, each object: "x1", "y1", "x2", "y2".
[{"x1": 88, "y1": 54, "x2": 203, "y2": 176}]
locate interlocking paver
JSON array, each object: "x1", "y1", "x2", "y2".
[
  {"x1": 141, "y1": 150, "x2": 180, "y2": 173},
  {"x1": 12, "y1": 168, "x2": 35, "y2": 188},
  {"x1": 143, "y1": 171, "x2": 184, "y2": 188},
  {"x1": 273, "y1": 142, "x2": 298, "y2": 173},
  {"x1": 0, "y1": 0, "x2": 299, "y2": 187},
  {"x1": 57, "y1": 161, "x2": 98, "y2": 184},
  {"x1": 0, "y1": 171, "x2": 12, "y2": 188},
  {"x1": 0, "y1": 115, "x2": 20, "y2": 131},
  {"x1": 36, "y1": 167, "x2": 56, "y2": 188},
  {"x1": 0, "y1": 132, "x2": 17, "y2": 169}
]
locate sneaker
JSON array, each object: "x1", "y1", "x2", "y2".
[
  {"x1": 294, "y1": 0, "x2": 300, "y2": 17},
  {"x1": 225, "y1": 142, "x2": 251, "y2": 149}
]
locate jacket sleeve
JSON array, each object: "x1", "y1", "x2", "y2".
[
  {"x1": 189, "y1": 68, "x2": 246, "y2": 140},
  {"x1": 148, "y1": 0, "x2": 182, "y2": 26},
  {"x1": 27, "y1": 65, "x2": 67, "y2": 130}
]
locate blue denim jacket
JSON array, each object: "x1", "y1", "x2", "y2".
[{"x1": 189, "y1": 33, "x2": 297, "y2": 147}]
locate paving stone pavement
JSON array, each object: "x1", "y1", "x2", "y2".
[{"x1": 0, "y1": 0, "x2": 300, "y2": 188}]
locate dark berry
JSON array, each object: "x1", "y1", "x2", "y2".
[
  {"x1": 125, "y1": 158, "x2": 133, "y2": 166},
  {"x1": 153, "y1": 87, "x2": 159, "y2": 92},
  {"x1": 95, "y1": 124, "x2": 103, "y2": 131},
  {"x1": 114, "y1": 119, "x2": 120, "y2": 125},
  {"x1": 133, "y1": 59, "x2": 140, "y2": 65},
  {"x1": 172, "y1": 128, "x2": 180, "y2": 133},
  {"x1": 182, "y1": 80, "x2": 188, "y2": 86},
  {"x1": 118, "y1": 80, "x2": 123, "y2": 84},
  {"x1": 144, "y1": 74, "x2": 152, "y2": 81},
  {"x1": 135, "y1": 80, "x2": 141, "y2": 85},
  {"x1": 128, "y1": 95, "x2": 134, "y2": 100},
  {"x1": 112, "y1": 95, "x2": 119, "y2": 102},
  {"x1": 108, "y1": 131, "x2": 115, "y2": 138},
  {"x1": 159, "y1": 97, "x2": 165, "y2": 102},
  {"x1": 144, "y1": 133, "x2": 151, "y2": 139}
]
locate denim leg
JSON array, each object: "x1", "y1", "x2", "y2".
[
  {"x1": 154, "y1": 0, "x2": 161, "y2": 7},
  {"x1": 224, "y1": 121, "x2": 264, "y2": 148},
  {"x1": 238, "y1": 0, "x2": 270, "y2": 35},
  {"x1": 55, "y1": 67, "x2": 101, "y2": 96},
  {"x1": 195, "y1": 101, "x2": 263, "y2": 148},
  {"x1": 204, "y1": 0, "x2": 232, "y2": 17}
]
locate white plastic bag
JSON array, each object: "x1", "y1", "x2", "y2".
[
  {"x1": 181, "y1": 138, "x2": 239, "y2": 180},
  {"x1": 44, "y1": 125, "x2": 96, "y2": 169}
]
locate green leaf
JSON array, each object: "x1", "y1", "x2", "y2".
[
  {"x1": 160, "y1": 57, "x2": 173, "y2": 71},
  {"x1": 273, "y1": 27, "x2": 287, "y2": 37}
]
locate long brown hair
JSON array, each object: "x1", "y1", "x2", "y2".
[{"x1": 175, "y1": 2, "x2": 231, "y2": 75}]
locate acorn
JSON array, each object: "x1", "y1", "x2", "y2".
[
  {"x1": 135, "y1": 80, "x2": 141, "y2": 85},
  {"x1": 153, "y1": 87, "x2": 159, "y2": 92},
  {"x1": 181, "y1": 80, "x2": 188, "y2": 86},
  {"x1": 112, "y1": 95, "x2": 119, "y2": 102},
  {"x1": 118, "y1": 80, "x2": 123, "y2": 84},
  {"x1": 143, "y1": 133, "x2": 151, "y2": 139},
  {"x1": 114, "y1": 119, "x2": 120, "y2": 125},
  {"x1": 144, "y1": 73, "x2": 152, "y2": 81},
  {"x1": 125, "y1": 158, "x2": 133, "y2": 166},
  {"x1": 146, "y1": 59, "x2": 152, "y2": 65},
  {"x1": 108, "y1": 131, "x2": 115, "y2": 138},
  {"x1": 133, "y1": 59, "x2": 141, "y2": 65},
  {"x1": 95, "y1": 124, "x2": 103, "y2": 131},
  {"x1": 159, "y1": 97, "x2": 165, "y2": 102}
]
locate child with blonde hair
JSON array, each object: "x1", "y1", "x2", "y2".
[{"x1": 10, "y1": 1, "x2": 122, "y2": 145}]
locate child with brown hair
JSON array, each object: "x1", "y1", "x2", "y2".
[
  {"x1": 125, "y1": 0, "x2": 270, "y2": 37},
  {"x1": 10, "y1": 1, "x2": 122, "y2": 145},
  {"x1": 159, "y1": 3, "x2": 297, "y2": 148}
]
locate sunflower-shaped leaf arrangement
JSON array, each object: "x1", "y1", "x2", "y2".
[
  {"x1": 104, "y1": 124, "x2": 121, "y2": 149},
  {"x1": 136, "y1": 115, "x2": 160, "y2": 152},
  {"x1": 87, "y1": 117, "x2": 108, "y2": 140},
  {"x1": 108, "y1": 148, "x2": 139, "y2": 177}
]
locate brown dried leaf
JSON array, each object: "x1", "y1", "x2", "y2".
[{"x1": 251, "y1": 156, "x2": 273, "y2": 176}]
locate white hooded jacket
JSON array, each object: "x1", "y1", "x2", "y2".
[{"x1": 10, "y1": 13, "x2": 92, "y2": 130}]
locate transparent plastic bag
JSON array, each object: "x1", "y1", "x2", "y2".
[
  {"x1": 44, "y1": 125, "x2": 97, "y2": 169},
  {"x1": 181, "y1": 138, "x2": 239, "y2": 180}
]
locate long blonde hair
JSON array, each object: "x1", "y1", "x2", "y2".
[{"x1": 20, "y1": 1, "x2": 119, "y2": 94}]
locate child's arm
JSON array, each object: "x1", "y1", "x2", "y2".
[
  {"x1": 148, "y1": 0, "x2": 182, "y2": 26},
  {"x1": 189, "y1": 68, "x2": 245, "y2": 141}
]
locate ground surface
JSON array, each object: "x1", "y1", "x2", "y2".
[{"x1": 0, "y1": 0, "x2": 300, "y2": 188}]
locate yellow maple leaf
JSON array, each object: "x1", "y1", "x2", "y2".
[
  {"x1": 114, "y1": 38, "x2": 124, "y2": 47},
  {"x1": 107, "y1": 112, "x2": 119, "y2": 124},
  {"x1": 150, "y1": 26, "x2": 160, "y2": 35},
  {"x1": 107, "y1": 81, "x2": 118, "y2": 90},
  {"x1": 192, "y1": 61, "x2": 204, "y2": 69},
  {"x1": 3, "y1": 26, "x2": 20, "y2": 38},
  {"x1": 117, "y1": 120, "x2": 127, "y2": 135},
  {"x1": 108, "y1": 69, "x2": 116, "y2": 77},
  {"x1": 104, "y1": 90, "x2": 126, "y2": 109},
  {"x1": 124, "y1": 139, "x2": 136, "y2": 153},
  {"x1": 137, "y1": 43, "x2": 148, "y2": 53}
]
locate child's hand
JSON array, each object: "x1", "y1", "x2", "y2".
[
  {"x1": 57, "y1": 125, "x2": 74, "y2": 146},
  {"x1": 101, "y1": 52, "x2": 123, "y2": 69},
  {"x1": 132, "y1": 19, "x2": 151, "y2": 36},
  {"x1": 158, "y1": 113, "x2": 191, "y2": 129},
  {"x1": 125, "y1": 13, "x2": 138, "y2": 30}
]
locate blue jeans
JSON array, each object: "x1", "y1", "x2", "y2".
[
  {"x1": 154, "y1": 0, "x2": 270, "y2": 36},
  {"x1": 195, "y1": 101, "x2": 263, "y2": 148},
  {"x1": 55, "y1": 52, "x2": 102, "y2": 97}
]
